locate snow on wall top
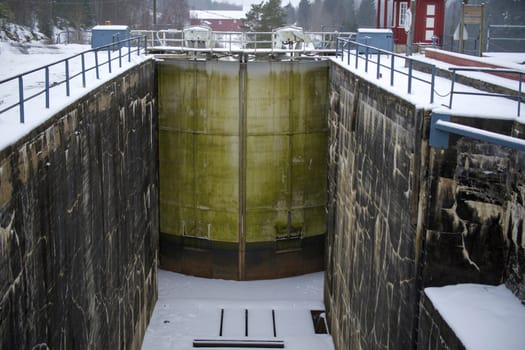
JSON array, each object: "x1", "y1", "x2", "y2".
[
  {"x1": 357, "y1": 28, "x2": 393, "y2": 34},
  {"x1": 92, "y1": 25, "x2": 129, "y2": 31},
  {"x1": 425, "y1": 284, "x2": 525, "y2": 350}
]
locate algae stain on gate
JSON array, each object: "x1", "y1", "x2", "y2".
[
  {"x1": 158, "y1": 59, "x2": 329, "y2": 277},
  {"x1": 159, "y1": 60, "x2": 240, "y2": 243},
  {"x1": 245, "y1": 62, "x2": 329, "y2": 243}
]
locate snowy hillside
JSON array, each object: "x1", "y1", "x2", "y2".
[{"x1": 0, "y1": 22, "x2": 47, "y2": 42}]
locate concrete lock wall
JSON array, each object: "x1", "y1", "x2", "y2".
[
  {"x1": 326, "y1": 60, "x2": 525, "y2": 349},
  {"x1": 158, "y1": 59, "x2": 328, "y2": 280},
  {"x1": 0, "y1": 60, "x2": 158, "y2": 349}
]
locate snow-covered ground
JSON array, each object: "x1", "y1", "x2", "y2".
[
  {"x1": 0, "y1": 40, "x2": 150, "y2": 151},
  {"x1": 426, "y1": 284, "x2": 525, "y2": 350},
  {"x1": 141, "y1": 270, "x2": 334, "y2": 350}
]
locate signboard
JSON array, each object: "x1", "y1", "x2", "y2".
[
  {"x1": 459, "y1": 3, "x2": 486, "y2": 56},
  {"x1": 463, "y1": 5, "x2": 483, "y2": 24}
]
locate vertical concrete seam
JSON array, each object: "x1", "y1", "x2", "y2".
[{"x1": 238, "y1": 59, "x2": 247, "y2": 280}]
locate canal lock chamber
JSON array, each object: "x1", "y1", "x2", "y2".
[{"x1": 158, "y1": 57, "x2": 329, "y2": 280}]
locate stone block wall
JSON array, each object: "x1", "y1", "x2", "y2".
[
  {"x1": 326, "y1": 60, "x2": 525, "y2": 349},
  {"x1": 0, "y1": 60, "x2": 158, "y2": 349},
  {"x1": 325, "y1": 62, "x2": 426, "y2": 349},
  {"x1": 424, "y1": 118, "x2": 525, "y2": 300},
  {"x1": 416, "y1": 293, "x2": 465, "y2": 350}
]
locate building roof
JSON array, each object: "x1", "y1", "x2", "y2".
[{"x1": 189, "y1": 10, "x2": 245, "y2": 20}]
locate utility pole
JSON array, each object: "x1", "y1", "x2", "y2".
[{"x1": 406, "y1": 0, "x2": 416, "y2": 56}]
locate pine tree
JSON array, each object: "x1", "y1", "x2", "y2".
[
  {"x1": 339, "y1": 0, "x2": 356, "y2": 31},
  {"x1": 242, "y1": 2, "x2": 264, "y2": 31},
  {"x1": 356, "y1": 0, "x2": 375, "y2": 28},
  {"x1": 323, "y1": 0, "x2": 344, "y2": 28},
  {"x1": 0, "y1": 2, "x2": 13, "y2": 23},
  {"x1": 242, "y1": 0, "x2": 285, "y2": 32},
  {"x1": 159, "y1": 0, "x2": 189, "y2": 28},
  {"x1": 36, "y1": 1, "x2": 53, "y2": 37},
  {"x1": 284, "y1": 1, "x2": 296, "y2": 25},
  {"x1": 260, "y1": 0, "x2": 286, "y2": 30},
  {"x1": 309, "y1": 0, "x2": 323, "y2": 30},
  {"x1": 297, "y1": 0, "x2": 311, "y2": 29}
]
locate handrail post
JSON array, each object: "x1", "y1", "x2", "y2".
[
  {"x1": 376, "y1": 52, "x2": 381, "y2": 79},
  {"x1": 390, "y1": 54, "x2": 394, "y2": 86},
  {"x1": 365, "y1": 46, "x2": 369, "y2": 73},
  {"x1": 45, "y1": 67, "x2": 50, "y2": 108},
  {"x1": 449, "y1": 70, "x2": 456, "y2": 108},
  {"x1": 518, "y1": 72, "x2": 522, "y2": 117},
  {"x1": 128, "y1": 39, "x2": 131, "y2": 62},
  {"x1": 347, "y1": 41, "x2": 350, "y2": 65},
  {"x1": 355, "y1": 43, "x2": 359, "y2": 69},
  {"x1": 430, "y1": 65, "x2": 436, "y2": 104},
  {"x1": 95, "y1": 50, "x2": 100, "y2": 79},
  {"x1": 107, "y1": 49, "x2": 112, "y2": 73},
  {"x1": 81, "y1": 53, "x2": 86, "y2": 87},
  {"x1": 18, "y1": 76, "x2": 24, "y2": 123},
  {"x1": 65, "y1": 59, "x2": 70, "y2": 97},
  {"x1": 119, "y1": 44, "x2": 122, "y2": 68},
  {"x1": 407, "y1": 59, "x2": 413, "y2": 94}
]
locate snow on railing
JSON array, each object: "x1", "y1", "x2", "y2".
[
  {"x1": 448, "y1": 67, "x2": 524, "y2": 117},
  {"x1": 0, "y1": 35, "x2": 148, "y2": 123},
  {"x1": 336, "y1": 37, "x2": 525, "y2": 116},
  {"x1": 335, "y1": 37, "x2": 438, "y2": 104},
  {"x1": 336, "y1": 37, "x2": 525, "y2": 151}
]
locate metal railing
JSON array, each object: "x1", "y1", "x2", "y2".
[
  {"x1": 0, "y1": 35, "x2": 147, "y2": 124},
  {"x1": 335, "y1": 36, "x2": 438, "y2": 104},
  {"x1": 448, "y1": 67, "x2": 524, "y2": 117},
  {"x1": 430, "y1": 113, "x2": 525, "y2": 151},
  {"x1": 486, "y1": 25, "x2": 525, "y2": 52},
  {"x1": 336, "y1": 37, "x2": 525, "y2": 152},
  {"x1": 132, "y1": 29, "x2": 354, "y2": 54},
  {"x1": 55, "y1": 30, "x2": 92, "y2": 45}
]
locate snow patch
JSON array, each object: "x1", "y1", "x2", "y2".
[
  {"x1": 425, "y1": 284, "x2": 525, "y2": 350},
  {"x1": 141, "y1": 270, "x2": 334, "y2": 350}
]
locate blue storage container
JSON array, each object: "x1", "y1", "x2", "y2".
[
  {"x1": 356, "y1": 28, "x2": 393, "y2": 54},
  {"x1": 91, "y1": 25, "x2": 130, "y2": 49}
]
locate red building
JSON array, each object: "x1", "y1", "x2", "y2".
[
  {"x1": 376, "y1": 0, "x2": 445, "y2": 47},
  {"x1": 189, "y1": 10, "x2": 245, "y2": 32}
]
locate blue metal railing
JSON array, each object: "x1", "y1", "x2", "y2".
[
  {"x1": 335, "y1": 37, "x2": 438, "y2": 104},
  {"x1": 448, "y1": 67, "x2": 524, "y2": 117},
  {"x1": 336, "y1": 37, "x2": 525, "y2": 152},
  {"x1": 0, "y1": 35, "x2": 147, "y2": 123},
  {"x1": 430, "y1": 113, "x2": 525, "y2": 151}
]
